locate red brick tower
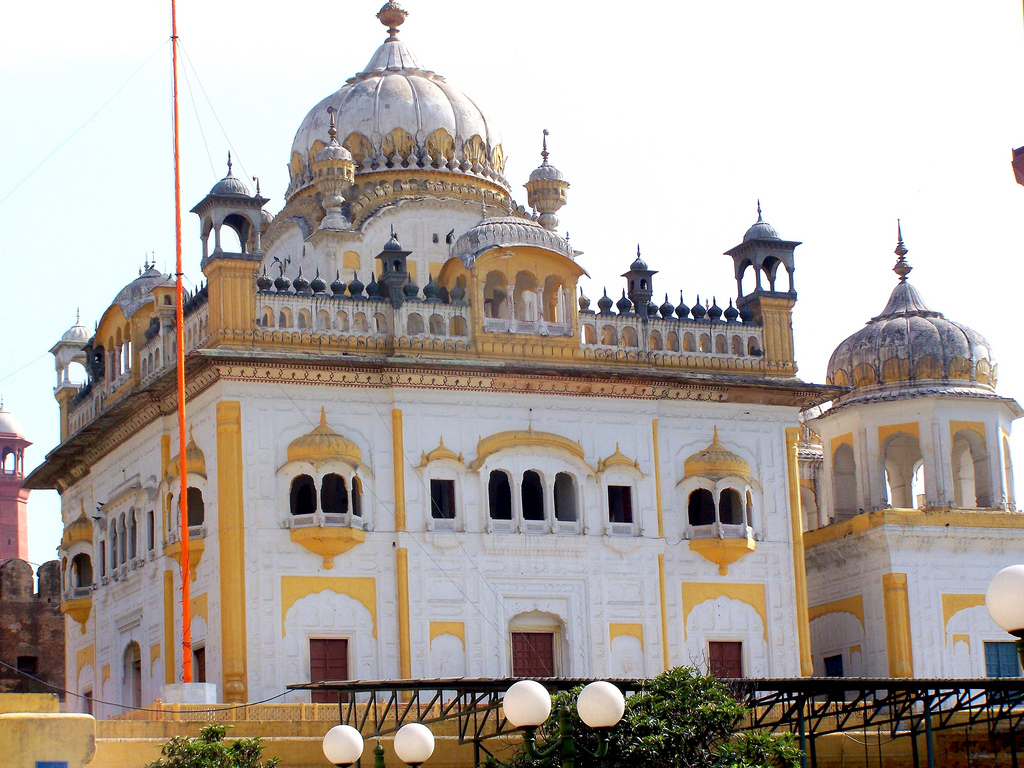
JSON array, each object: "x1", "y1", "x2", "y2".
[{"x1": 0, "y1": 404, "x2": 30, "y2": 563}]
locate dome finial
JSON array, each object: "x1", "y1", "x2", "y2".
[
  {"x1": 327, "y1": 106, "x2": 338, "y2": 144},
  {"x1": 541, "y1": 128, "x2": 550, "y2": 166},
  {"x1": 377, "y1": 2, "x2": 408, "y2": 41},
  {"x1": 756, "y1": 199, "x2": 762, "y2": 222},
  {"x1": 226, "y1": 151, "x2": 233, "y2": 176},
  {"x1": 893, "y1": 219, "x2": 912, "y2": 282}
]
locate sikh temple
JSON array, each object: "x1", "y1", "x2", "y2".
[{"x1": 22, "y1": 3, "x2": 1024, "y2": 715}]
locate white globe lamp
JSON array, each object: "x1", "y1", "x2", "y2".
[
  {"x1": 394, "y1": 722, "x2": 435, "y2": 766},
  {"x1": 323, "y1": 724, "x2": 365, "y2": 767},
  {"x1": 503, "y1": 680, "x2": 552, "y2": 728},
  {"x1": 576, "y1": 681, "x2": 625, "y2": 729},
  {"x1": 986, "y1": 565, "x2": 1024, "y2": 637}
]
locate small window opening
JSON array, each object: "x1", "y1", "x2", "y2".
[
  {"x1": 688, "y1": 489, "x2": 716, "y2": 526},
  {"x1": 321, "y1": 473, "x2": 349, "y2": 515},
  {"x1": 290, "y1": 474, "x2": 317, "y2": 516},
  {"x1": 186, "y1": 487, "x2": 205, "y2": 526},
  {"x1": 719, "y1": 488, "x2": 744, "y2": 525},
  {"x1": 522, "y1": 471, "x2": 544, "y2": 521},
  {"x1": 553, "y1": 473, "x2": 577, "y2": 522},
  {"x1": 608, "y1": 485, "x2": 633, "y2": 523},
  {"x1": 488, "y1": 471, "x2": 512, "y2": 520},
  {"x1": 430, "y1": 479, "x2": 456, "y2": 519}
]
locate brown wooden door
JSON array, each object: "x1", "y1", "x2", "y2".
[
  {"x1": 511, "y1": 632, "x2": 555, "y2": 677},
  {"x1": 708, "y1": 641, "x2": 743, "y2": 678},
  {"x1": 310, "y1": 638, "x2": 349, "y2": 703}
]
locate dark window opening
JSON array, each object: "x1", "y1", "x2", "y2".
[
  {"x1": 709, "y1": 641, "x2": 743, "y2": 678},
  {"x1": 522, "y1": 471, "x2": 544, "y2": 521},
  {"x1": 186, "y1": 487, "x2": 205, "y2": 526},
  {"x1": 511, "y1": 632, "x2": 555, "y2": 677},
  {"x1": 321, "y1": 473, "x2": 349, "y2": 515},
  {"x1": 351, "y1": 477, "x2": 363, "y2": 517},
  {"x1": 488, "y1": 471, "x2": 512, "y2": 519},
  {"x1": 719, "y1": 488, "x2": 744, "y2": 525},
  {"x1": 824, "y1": 654, "x2": 844, "y2": 677},
  {"x1": 430, "y1": 479, "x2": 456, "y2": 519},
  {"x1": 553, "y1": 473, "x2": 576, "y2": 522},
  {"x1": 608, "y1": 485, "x2": 633, "y2": 523},
  {"x1": 985, "y1": 641, "x2": 1022, "y2": 678},
  {"x1": 310, "y1": 638, "x2": 349, "y2": 703},
  {"x1": 290, "y1": 474, "x2": 317, "y2": 516},
  {"x1": 72, "y1": 553, "x2": 92, "y2": 588},
  {"x1": 688, "y1": 489, "x2": 716, "y2": 526},
  {"x1": 147, "y1": 510, "x2": 155, "y2": 551},
  {"x1": 83, "y1": 690, "x2": 93, "y2": 715},
  {"x1": 99, "y1": 541, "x2": 106, "y2": 576},
  {"x1": 193, "y1": 647, "x2": 207, "y2": 683}
]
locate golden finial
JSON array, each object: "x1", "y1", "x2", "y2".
[
  {"x1": 319, "y1": 407, "x2": 327, "y2": 427},
  {"x1": 713, "y1": 425, "x2": 719, "y2": 443},
  {"x1": 377, "y1": 2, "x2": 408, "y2": 41}
]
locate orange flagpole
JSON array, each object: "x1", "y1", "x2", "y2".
[{"x1": 171, "y1": 0, "x2": 192, "y2": 685}]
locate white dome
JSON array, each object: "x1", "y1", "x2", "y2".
[
  {"x1": 61, "y1": 316, "x2": 91, "y2": 344},
  {"x1": 0, "y1": 405, "x2": 25, "y2": 438},
  {"x1": 287, "y1": 8, "x2": 504, "y2": 200}
]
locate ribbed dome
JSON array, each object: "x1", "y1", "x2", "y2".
[
  {"x1": 112, "y1": 266, "x2": 173, "y2": 320},
  {"x1": 286, "y1": 409, "x2": 362, "y2": 467},
  {"x1": 684, "y1": 428, "x2": 750, "y2": 480},
  {"x1": 61, "y1": 314, "x2": 91, "y2": 343},
  {"x1": 827, "y1": 255, "x2": 996, "y2": 398},
  {"x1": 287, "y1": 5, "x2": 504, "y2": 200},
  {"x1": 452, "y1": 215, "x2": 573, "y2": 266},
  {"x1": 210, "y1": 155, "x2": 251, "y2": 197},
  {"x1": 0, "y1": 404, "x2": 25, "y2": 438}
]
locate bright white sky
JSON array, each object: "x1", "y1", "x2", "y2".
[{"x1": 1, "y1": 1, "x2": 1022, "y2": 568}]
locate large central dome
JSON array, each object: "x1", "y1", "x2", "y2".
[{"x1": 286, "y1": 3, "x2": 505, "y2": 202}]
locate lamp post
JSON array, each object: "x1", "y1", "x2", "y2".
[
  {"x1": 502, "y1": 680, "x2": 626, "y2": 768},
  {"x1": 985, "y1": 564, "x2": 1024, "y2": 671},
  {"x1": 323, "y1": 722, "x2": 435, "y2": 768}
]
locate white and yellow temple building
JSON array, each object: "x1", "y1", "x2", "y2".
[{"x1": 26, "y1": 3, "x2": 1024, "y2": 715}]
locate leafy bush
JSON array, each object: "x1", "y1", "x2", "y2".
[
  {"x1": 500, "y1": 667, "x2": 800, "y2": 768},
  {"x1": 146, "y1": 724, "x2": 281, "y2": 768}
]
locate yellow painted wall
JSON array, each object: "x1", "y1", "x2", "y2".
[{"x1": 0, "y1": 712, "x2": 95, "y2": 768}]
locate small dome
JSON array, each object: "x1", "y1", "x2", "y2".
[
  {"x1": 209, "y1": 154, "x2": 251, "y2": 197},
  {"x1": 287, "y1": 409, "x2": 362, "y2": 466},
  {"x1": 629, "y1": 246, "x2": 648, "y2": 271},
  {"x1": 62, "y1": 312, "x2": 91, "y2": 344},
  {"x1": 167, "y1": 431, "x2": 207, "y2": 478},
  {"x1": 112, "y1": 266, "x2": 174, "y2": 319},
  {"x1": 528, "y1": 163, "x2": 564, "y2": 183},
  {"x1": 684, "y1": 427, "x2": 751, "y2": 480},
  {"x1": 61, "y1": 508, "x2": 93, "y2": 549},
  {"x1": 826, "y1": 238, "x2": 997, "y2": 400},
  {"x1": 0, "y1": 404, "x2": 25, "y2": 438},
  {"x1": 452, "y1": 215, "x2": 573, "y2": 266},
  {"x1": 743, "y1": 201, "x2": 781, "y2": 242},
  {"x1": 315, "y1": 141, "x2": 354, "y2": 164},
  {"x1": 382, "y1": 227, "x2": 406, "y2": 252}
]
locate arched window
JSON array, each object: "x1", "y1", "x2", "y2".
[
  {"x1": 127, "y1": 510, "x2": 137, "y2": 559},
  {"x1": 483, "y1": 272, "x2": 509, "y2": 320},
  {"x1": 290, "y1": 475, "x2": 317, "y2": 516},
  {"x1": 279, "y1": 308, "x2": 293, "y2": 328},
  {"x1": 99, "y1": 541, "x2": 107, "y2": 577},
  {"x1": 118, "y1": 514, "x2": 127, "y2": 564},
  {"x1": 317, "y1": 310, "x2": 331, "y2": 330},
  {"x1": 260, "y1": 307, "x2": 274, "y2": 327},
  {"x1": 321, "y1": 473, "x2": 349, "y2": 515},
  {"x1": 374, "y1": 313, "x2": 388, "y2": 333},
  {"x1": 650, "y1": 331, "x2": 663, "y2": 350},
  {"x1": 429, "y1": 314, "x2": 445, "y2": 335},
  {"x1": 522, "y1": 470, "x2": 544, "y2": 521},
  {"x1": 719, "y1": 488, "x2": 744, "y2": 525},
  {"x1": 833, "y1": 443, "x2": 858, "y2": 520},
  {"x1": 688, "y1": 489, "x2": 715, "y2": 526},
  {"x1": 147, "y1": 510, "x2": 155, "y2": 551},
  {"x1": 601, "y1": 325, "x2": 617, "y2": 346},
  {"x1": 951, "y1": 428, "x2": 992, "y2": 508},
  {"x1": 667, "y1": 332, "x2": 680, "y2": 352},
  {"x1": 621, "y1": 327, "x2": 638, "y2": 348},
  {"x1": 699, "y1": 333, "x2": 711, "y2": 353},
  {"x1": 336, "y1": 311, "x2": 350, "y2": 332},
  {"x1": 71, "y1": 553, "x2": 93, "y2": 589},
  {"x1": 297, "y1": 309, "x2": 311, "y2": 329},
  {"x1": 450, "y1": 316, "x2": 467, "y2": 336},
  {"x1": 748, "y1": 337, "x2": 761, "y2": 356},
  {"x1": 553, "y1": 473, "x2": 576, "y2": 522},
  {"x1": 683, "y1": 332, "x2": 696, "y2": 352},
  {"x1": 353, "y1": 313, "x2": 368, "y2": 333},
  {"x1": 351, "y1": 477, "x2": 363, "y2": 517},
  {"x1": 488, "y1": 471, "x2": 512, "y2": 520},
  {"x1": 882, "y1": 432, "x2": 923, "y2": 509},
  {"x1": 513, "y1": 272, "x2": 538, "y2": 323},
  {"x1": 123, "y1": 642, "x2": 142, "y2": 710},
  {"x1": 582, "y1": 324, "x2": 596, "y2": 344},
  {"x1": 186, "y1": 487, "x2": 205, "y2": 526},
  {"x1": 731, "y1": 335, "x2": 743, "y2": 356},
  {"x1": 714, "y1": 335, "x2": 727, "y2": 354},
  {"x1": 407, "y1": 313, "x2": 425, "y2": 335}
]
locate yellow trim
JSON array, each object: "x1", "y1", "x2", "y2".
[
  {"x1": 808, "y1": 594, "x2": 865, "y2": 628},
  {"x1": 882, "y1": 573, "x2": 914, "y2": 677},
  {"x1": 164, "y1": 537, "x2": 204, "y2": 581},
  {"x1": 397, "y1": 547, "x2": 411, "y2": 679},
  {"x1": 203, "y1": 254, "x2": 259, "y2": 342},
  {"x1": 164, "y1": 570, "x2": 175, "y2": 685},
  {"x1": 101, "y1": 665, "x2": 111, "y2": 685},
  {"x1": 289, "y1": 526, "x2": 366, "y2": 568},
  {"x1": 941, "y1": 593, "x2": 986, "y2": 642},
  {"x1": 597, "y1": 443, "x2": 643, "y2": 475},
  {"x1": 285, "y1": 407, "x2": 362, "y2": 467},
  {"x1": 393, "y1": 409, "x2": 406, "y2": 532},
  {"x1": 609, "y1": 623, "x2": 644, "y2": 650},
  {"x1": 429, "y1": 621, "x2": 465, "y2": 647},
  {"x1": 951, "y1": 633, "x2": 970, "y2": 650},
  {"x1": 419, "y1": 437, "x2": 464, "y2": 467},
  {"x1": 161, "y1": 434, "x2": 171, "y2": 481},
  {"x1": 688, "y1": 538, "x2": 756, "y2": 576},
  {"x1": 658, "y1": 554, "x2": 669, "y2": 671},
  {"x1": 76, "y1": 645, "x2": 94, "y2": 683},
  {"x1": 804, "y1": 509, "x2": 1024, "y2": 547},
  {"x1": 830, "y1": 433, "x2": 853, "y2": 454},
  {"x1": 849, "y1": 644, "x2": 862, "y2": 657},
  {"x1": 681, "y1": 582, "x2": 768, "y2": 642},
  {"x1": 950, "y1": 420, "x2": 986, "y2": 441},
  {"x1": 786, "y1": 427, "x2": 813, "y2": 676},
  {"x1": 217, "y1": 400, "x2": 249, "y2": 703},
  {"x1": 281, "y1": 576, "x2": 377, "y2": 638},
  {"x1": 878, "y1": 422, "x2": 920, "y2": 446},
  {"x1": 652, "y1": 420, "x2": 664, "y2": 538},
  {"x1": 60, "y1": 597, "x2": 92, "y2": 634},
  {"x1": 469, "y1": 427, "x2": 591, "y2": 472},
  {"x1": 190, "y1": 592, "x2": 208, "y2": 624}
]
